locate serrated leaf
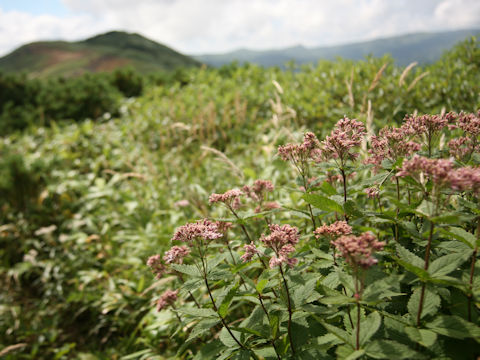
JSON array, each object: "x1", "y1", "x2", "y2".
[
  {"x1": 407, "y1": 287, "x2": 440, "y2": 321},
  {"x1": 393, "y1": 257, "x2": 429, "y2": 281},
  {"x1": 426, "y1": 315, "x2": 480, "y2": 340},
  {"x1": 429, "y1": 253, "x2": 469, "y2": 277},
  {"x1": 256, "y1": 279, "x2": 268, "y2": 294},
  {"x1": 187, "y1": 318, "x2": 221, "y2": 342},
  {"x1": 445, "y1": 227, "x2": 477, "y2": 249},
  {"x1": 415, "y1": 200, "x2": 435, "y2": 218},
  {"x1": 365, "y1": 340, "x2": 422, "y2": 359},
  {"x1": 302, "y1": 193, "x2": 343, "y2": 214},
  {"x1": 404, "y1": 327, "x2": 437, "y2": 347},
  {"x1": 359, "y1": 312, "x2": 382, "y2": 346},
  {"x1": 171, "y1": 264, "x2": 202, "y2": 277},
  {"x1": 320, "y1": 321, "x2": 354, "y2": 347},
  {"x1": 319, "y1": 295, "x2": 356, "y2": 305},
  {"x1": 219, "y1": 327, "x2": 242, "y2": 348},
  {"x1": 178, "y1": 307, "x2": 218, "y2": 318},
  {"x1": 396, "y1": 244, "x2": 424, "y2": 268},
  {"x1": 218, "y1": 284, "x2": 238, "y2": 318}
]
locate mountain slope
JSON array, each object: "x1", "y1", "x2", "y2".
[
  {"x1": 195, "y1": 28, "x2": 480, "y2": 67},
  {"x1": 0, "y1": 31, "x2": 200, "y2": 77}
]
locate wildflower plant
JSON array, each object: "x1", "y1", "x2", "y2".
[{"x1": 146, "y1": 111, "x2": 480, "y2": 360}]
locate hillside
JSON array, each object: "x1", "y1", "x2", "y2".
[
  {"x1": 195, "y1": 28, "x2": 480, "y2": 67},
  {"x1": 0, "y1": 31, "x2": 200, "y2": 77}
]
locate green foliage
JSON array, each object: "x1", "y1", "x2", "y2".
[{"x1": 1, "y1": 38, "x2": 480, "y2": 359}]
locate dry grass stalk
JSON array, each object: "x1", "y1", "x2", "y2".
[
  {"x1": 399, "y1": 62, "x2": 417, "y2": 86},
  {"x1": 407, "y1": 71, "x2": 430, "y2": 92},
  {"x1": 362, "y1": 100, "x2": 374, "y2": 151},
  {"x1": 345, "y1": 67, "x2": 355, "y2": 107},
  {"x1": 368, "y1": 63, "x2": 388, "y2": 92},
  {"x1": 201, "y1": 145, "x2": 244, "y2": 180}
]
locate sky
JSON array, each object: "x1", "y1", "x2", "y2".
[{"x1": 0, "y1": 0, "x2": 479, "y2": 56}]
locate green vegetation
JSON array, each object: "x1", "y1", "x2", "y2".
[
  {"x1": 0, "y1": 37, "x2": 479, "y2": 359},
  {"x1": 0, "y1": 31, "x2": 200, "y2": 78}
]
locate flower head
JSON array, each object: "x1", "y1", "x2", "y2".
[
  {"x1": 448, "y1": 166, "x2": 480, "y2": 193},
  {"x1": 147, "y1": 254, "x2": 167, "y2": 279},
  {"x1": 172, "y1": 219, "x2": 223, "y2": 244},
  {"x1": 318, "y1": 117, "x2": 366, "y2": 164},
  {"x1": 209, "y1": 189, "x2": 243, "y2": 209},
  {"x1": 396, "y1": 155, "x2": 454, "y2": 187},
  {"x1": 241, "y1": 242, "x2": 259, "y2": 262},
  {"x1": 242, "y1": 179, "x2": 274, "y2": 202},
  {"x1": 163, "y1": 245, "x2": 190, "y2": 264},
  {"x1": 269, "y1": 255, "x2": 298, "y2": 269},
  {"x1": 332, "y1": 232, "x2": 384, "y2": 269},
  {"x1": 260, "y1": 224, "x2": 299, "y2": 251},
  {"x1": 364, "y1": 187, "x2": 379, "y2": 198},
  {"x1": 156, "y1": 289, "x2": 179, "y2": 311},
  {"x1": 314, "y1": 221, "x2": 352, "y2": 239},
  {"x1": 277, "y1": 132, "x2": 320, "y2": 163}
]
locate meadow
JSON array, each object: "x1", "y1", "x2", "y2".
[{"x1": 0, "y1": 37, "x2": 479, "y2": 359}]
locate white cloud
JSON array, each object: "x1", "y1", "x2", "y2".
[{"x1": 0, "y1": 0, "x2": 478, "y2": 57}]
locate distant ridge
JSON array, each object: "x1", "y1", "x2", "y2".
[
  {"x1": 0, "y1": 31, "x2": 200, "y2": 78},
  {"x1": 194, "y1": 28, "x2": 480, "y2": 67}
]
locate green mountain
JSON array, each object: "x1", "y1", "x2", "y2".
[
  {"x1": 195, "y1": 28, "x2": 480, "y2": 67},
  {"x1": 0, "y1": 31, "x2": 200, "y2": 77}
]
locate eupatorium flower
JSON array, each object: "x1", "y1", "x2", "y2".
[
  {"x1": 171, "y1": 219, "x2": 223, "y2": 244},
  {"x1": 332, "y1": 232, "x2": 385, "y2": 269},
  {"x1": 147, "y1": 254, "x2": 167, "y2": 279},
  {"x1": 156, "y1": 289, "x2": 179, "y2": 311},
  {"x1": 314, "y1": 221, "x2": 352, "y2": 238},
  {"x1": 278, "y1": 132, "x2": 320, "y2": 163},
  {"x1": 318, "y1": 117, "x2": 366, "y2": 164},
  {"x1": 242, "y1": 179, "x2": 274, "y2": 202},
  {"x1": 396, "y1": 155, "x2": 454, "y2": 187},
  {"x1": 260, "y1": 223, "x2": 299, "y2": 268},
  {"x1": 241, "y1": 242, "x2": 259, "y2": 262},
  {"x1": 403, "y1": 113, "x2": 448, "y2": 135},
  {"x1": 364, "y1": 187, "x2": 379, "y2": 198},
  {"x1": 163, "y1": 245, "x2": 190, "y2": 264},
  {"x1": 209, "y1": 189, "x2": 243, "y2": 209},
  {"x1": 449, "y1": 166, "x2": 480, "y2": 193},
  {"x1": 457, "y1": 111, "x2": 480, "y2": 136}
]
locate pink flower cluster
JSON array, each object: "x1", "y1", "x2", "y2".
[
  {"x1": 456, "y1": 111, "x2": 480, "y2": 136},
  {"x1": 448, "y1": 137, "x2": 478, "y2": 160},
  {"x1": 241, "y1": 242, "x2": 259, "y2": 262},
  {"x1": 163, "y1": 245, "x2": 190, "y2": 264},
  {"x1": 332, "y1": 232, "x2": 385, "y2": 269},
  {"x1": 318, "y1": 117, "x2": 366, "y2": 163},
  {"x1": 366, "y1": 125, "x2": 421, "y2": 170},
  {"x1": 277, "y1": 132, "x2": 321, "y2": 163},
  {"x1": 396, "y1": 155, "x2": 454, "y2": 187},
  {"x1": 209, "y1": 189, "x2": 243, "y2": 210},
  {"x1": 171, "y1": 219, "x2": 223, "y2": 244},
  {"x1": 403, "y1": 113, "x2": 448, "y2": 135},
  {"x1": 215, "y1": 221, "x2": 233, "y2": 235},
  {"x1": 364, "y1": 187, "x2": 380, "y2": 198},
  {"x1": 260, "y1": 224, "x2": 299, "y2": 268},
  {"x1": 449, "y1": 166, "x2": 480, "y2": 193},
  {"x1": 147, "y1": 254, "x2": 167, "y2": 279},
  {"x1": 242, "y1": 179, "x2": 274, "y2": 202},
  {"x1": 156, "y1": 289, "x2": 179, "y2": 311},
  {"x1": 314, "y1": 221, "x2": 352, "y2": 239}
]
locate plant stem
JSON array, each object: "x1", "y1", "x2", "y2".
[
  {"x1": 340, "y1": 168, "x2": 349, "y2": 222},
  {"x1": 279, "y1": 265, "x2": 295, "y2": 355},
  {"x1": 356, "y1": 301, "x2": 361, "y2": 350},
  {"x1": 468, "y1": 220, "x2": 479, "y2": 322},
  {"x1": 230, "y1": 207, "x2": 253, "y2": 243},
  {"x1": 395, "y1": 177, "x2": 400, "y2": 242},
  {"x1": 301, "y1": 174, "x2": 317, "y2": 228},
  {"x1": 258, "y1": 294, "x2": 281, "y2": 360},
  {"x1": 416, "y1": 221, "x2": 435, "y2": 327}
]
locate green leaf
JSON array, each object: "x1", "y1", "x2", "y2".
[
  {"x1": 404, "y1": 327, "x2": 437, "y2": 347},
  {"x1": 415, "y1": 200, "x2": 435, "y2": 218},
  {"x1": 396, "y1": 244, "x2": 424, "y2": 268},
  {"x1": 426, "y1": 315, "x2": 480, "y2": 340},
  {"x1": 319, "y1": 295, "x2": 356, "y2": 305},
  {"x1": 359, "y1": 312, "x2": 382, "y2": 346},
  {"x1": 171, "y1": 264, "x2": 202, "y2": 277},
  {"x1": 178, "y1": 307, "x2": 218, "y2": 318},
  {"x1": 256, "y1": 279, "x2": 268, "y2": 294},
  {"x1": 218, "y1": 284, "x2": 238, "y2": 318},
  {"x1": 269, "y1": 313, "x2": 279, "y2": 339},
  {"x1": 444, "y1": 227, "x2": 477, "y2": 249},
  {"x1": 429, "y1": 253, "x2": 469, "y2": 277},
  {"x1": 407, "y1": 287, "x2": 440, "y2": 321},
  {"x1": 302, "y1": 193, "x2": 343, "y2": 214},
  {"x1": 219, "y1": 327, "x2": 242, "y2": 348},
  {"x1": 393, "y1": 257, "x2": 429, "y2": 281},
  {"x1": 365, "y1": 340, "x2": 422, "y2": 359},
  {"x1": 344, "y1": 200, "x2": 364, "y2": 218},
  {"x1": 319, "y1": 181, "x2": 338, "y2": 196},
  {"x1": 187, "y1": 318, "x2": 221, "y2": 342},
  {"x1": 320, "y1": 321, "x2": 354, "y2": 347}
]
